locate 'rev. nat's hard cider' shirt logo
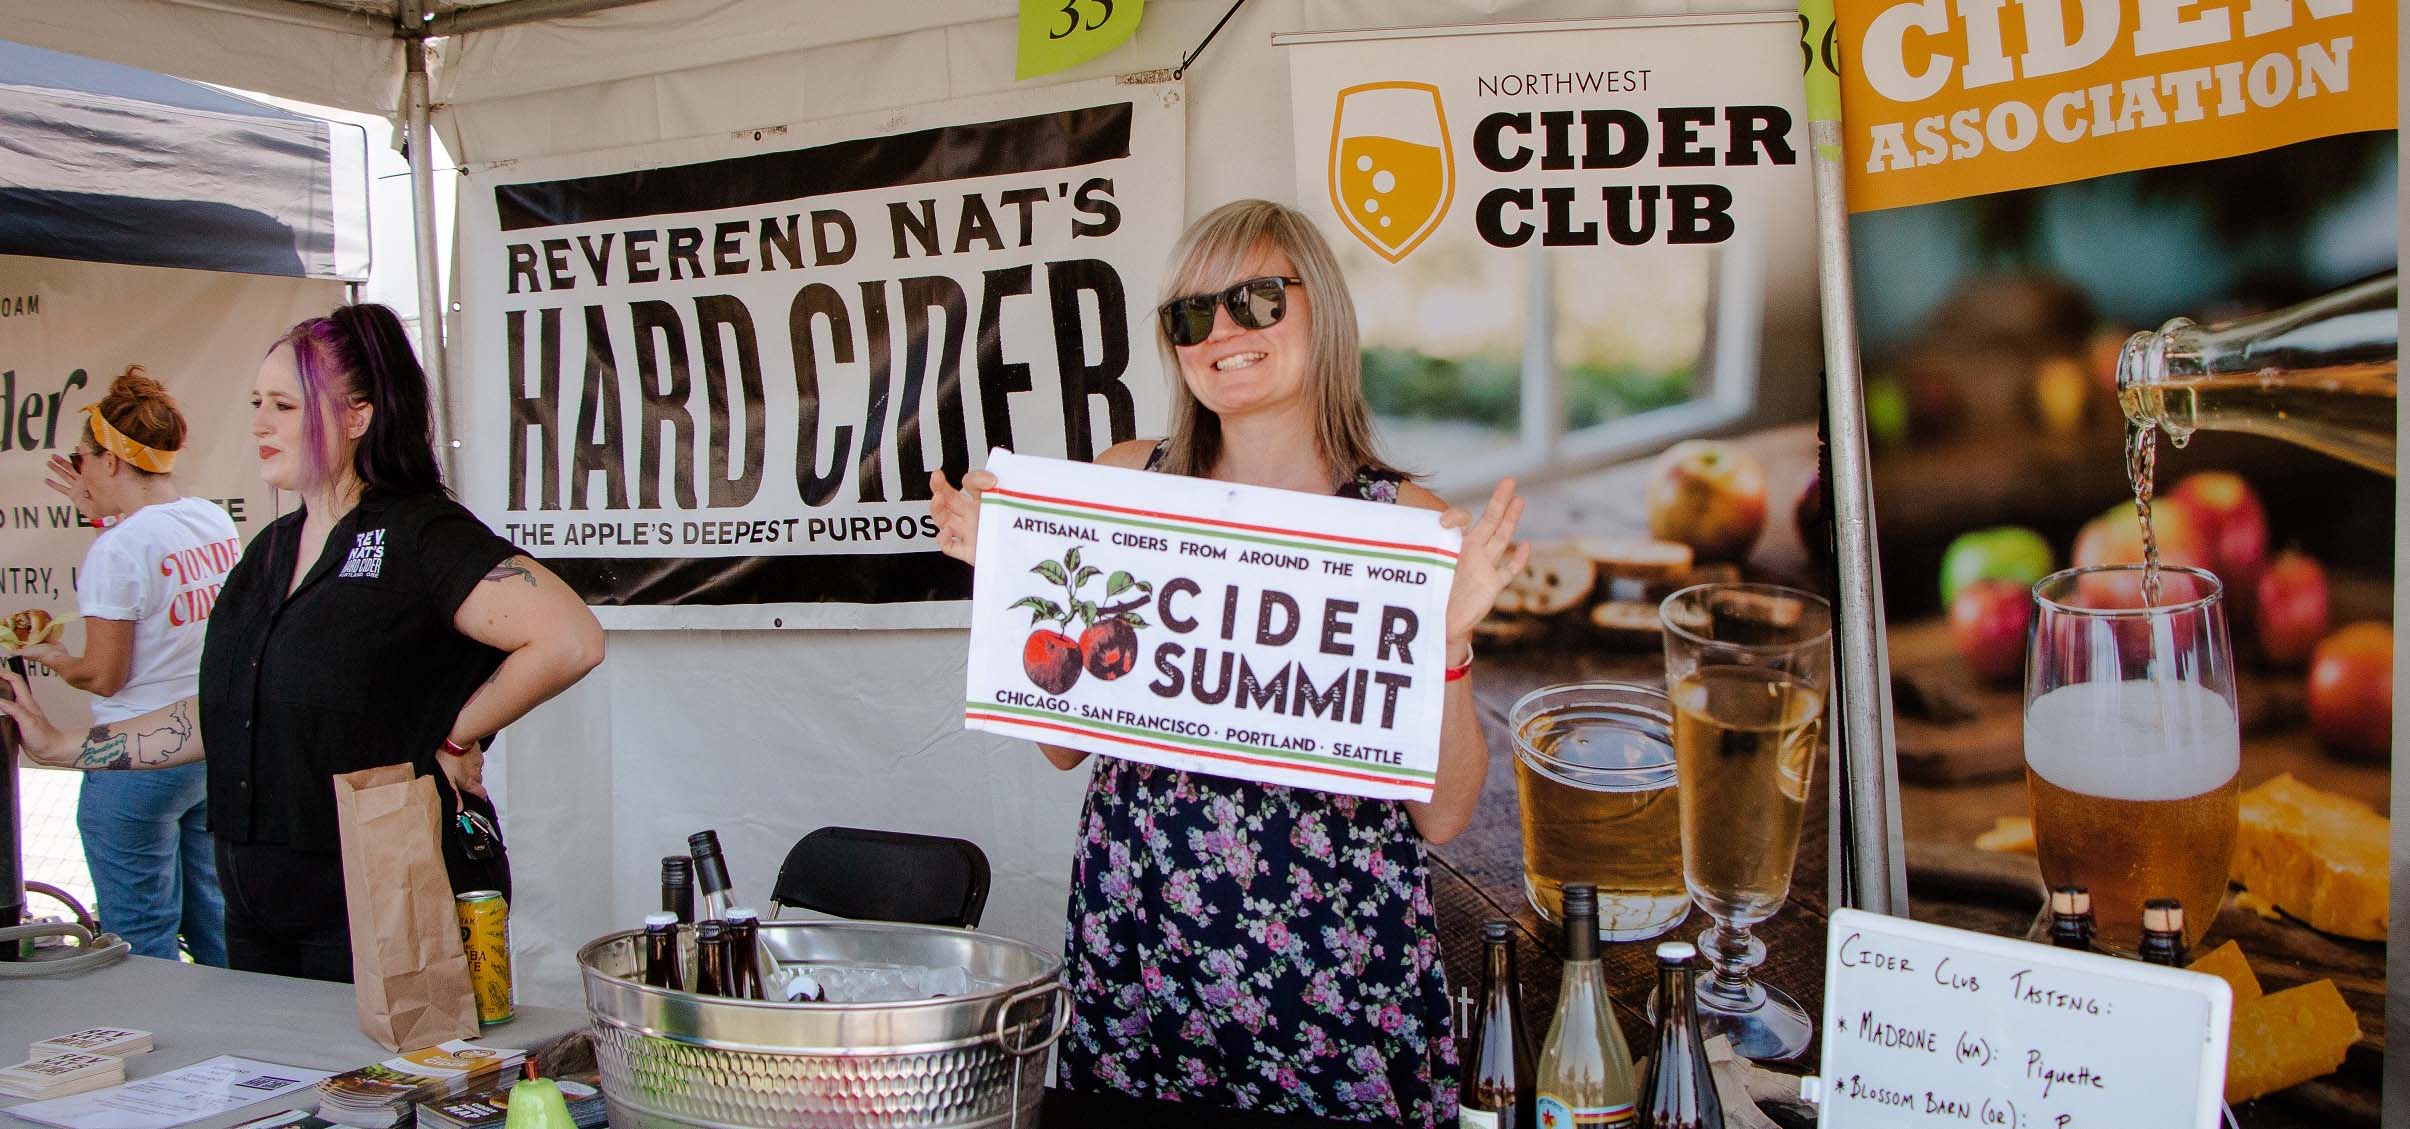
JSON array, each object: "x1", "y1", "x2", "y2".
[{"x1": 1327, "y1": 82, "x2": 1455, "y2": 263}]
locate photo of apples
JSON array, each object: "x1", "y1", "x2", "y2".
[{"x1": 1853, "y1": 126, "x2": 2393, "y2": 1126}]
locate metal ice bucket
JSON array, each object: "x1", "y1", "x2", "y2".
[{"x1": 578, "y1": 920, "x2": 1067, "y2": 1129}]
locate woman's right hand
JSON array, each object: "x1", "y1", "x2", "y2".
[
  {"x1": 928, "y1": 468, "x2": 998, "y2": 565},
  {"x1": 0, "y1": 664, "x2": 78, "y2": 766}
]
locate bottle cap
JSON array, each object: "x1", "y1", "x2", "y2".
[
  {"x1": 695, "y1": 920, "x2": 727, "y2": 941},
  {"x1": 1481, "y1": 919, "x2": 1511, "y2": 942},
  {"x1": 727, "y1": 907, "x2": 759, "y2": 924},
  {"x1": 2142, "y1": 898, "x2": 2185, "y2": 932},
  {"x1": 1560, "y1": 883, "x2": 1597, "y2": 920},
  {"x1": 661, "y1": 856, "x2": 692, "y2": 883},
  {"x1": 688, "y1": 830, "x2": 722, "y2": 855},
  {"x1": 1655, "y1": 940, "x2": 1698, "y2": 964},
  {"x1": 2049, "y1": 886, "x2": 2091, "y2": 916},
  {"x1": 643, "y1": 912, "x2": 678, "y2": 928}
]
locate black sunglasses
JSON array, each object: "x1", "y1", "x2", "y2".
[{"x1": 1157, "y1": 276, "x2": 1304, "y2": 347}]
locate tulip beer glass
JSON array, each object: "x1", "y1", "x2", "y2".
[
  {"x1": 1660, "y1": 583, "x2": 1830, "y2": 1062},
  {"x1": 2025, "y1": 564, "x2": 2238, "y2": 954},
  {"x1": 1512, "y1": 683, "x2": 1688, "y2": 942}
]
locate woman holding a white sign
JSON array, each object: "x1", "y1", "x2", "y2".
[
  {"x1": 931, "y1": 200, "x2": 1526, "y2": 1127},
  {"x1": 16, "y1": 367, "x2": 233, "y2": 967}
]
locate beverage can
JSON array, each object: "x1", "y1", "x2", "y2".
[{"x1": 456, "y1": 891, "x2": 513, "y2": 1025}]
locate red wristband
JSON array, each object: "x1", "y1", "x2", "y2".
[
  {"x1": 439, "y1": 737, "x2": 474, "y2": 757},
  {"x1": 1445, "y1": 646, "x2": 1474, "y2": 682}
]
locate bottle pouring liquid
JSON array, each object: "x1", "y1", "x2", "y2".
[{"x1": 2118, "y1": 272, "x2": 2397, "y2": 476}]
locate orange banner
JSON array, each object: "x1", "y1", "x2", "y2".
[{"x1": 1836, "y1": 0, "x2": 2395, "y2": 212}]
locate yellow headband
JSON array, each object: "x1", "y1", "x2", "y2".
[{"x1": 84, "y1": 406, "x2": 177, "y2": 474}]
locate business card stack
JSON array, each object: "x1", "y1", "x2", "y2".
[
  {"x1": 0, "y1": 1052, "x2": 126, "y2": 1099},
  {"x1": 28, "y1": 1027, "x2": 155, "y2": 1059}
]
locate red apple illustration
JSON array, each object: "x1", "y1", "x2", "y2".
[
  {"x1": 1024, "y1": 629, "x2": 1083, "y2": 694},
  {"x1": 1082, "y1": 618, "x2": 1139, "y2": 680}
]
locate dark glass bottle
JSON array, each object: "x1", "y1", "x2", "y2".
[
  {"x1": 2047, "y1": 886, "x2": 2095, "y2": 951},
  {"x1": 1461, "y1": 920, "x2": 1535, "y2": 1129},
  {"x1": 660, "y1": 856, "x2": 695, "y2": 924},
  {"x1": 725, "y1": 907, "x2": 764, "y2": 1000},
  {"x1": 641, "y1": 912, "x2": 682, "y2": 990},
  {"x1": 692, "y1": 920, "x2": 731, "y2": 997},
  {"x1": 688, "y1": 831, "x2": 734, "y2": 922},
  {"x1": 1637, "y1": 941, "x2": 1723, "y2": 1129},
  {"x1": 2138, "y1": 899, "x2": 2188, "y2": 967}
]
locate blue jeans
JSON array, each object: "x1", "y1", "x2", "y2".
[{"x1": 76, "y1": 763, "x2": 227, "y2": 966}]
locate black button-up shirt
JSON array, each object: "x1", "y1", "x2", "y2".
[{"x1": 200, "y1": 488, "x2": 517, "y2": 851}]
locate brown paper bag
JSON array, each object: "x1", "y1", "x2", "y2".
[{"x1": 333, "y1": 764, "x2": 478, "y2": 1051}]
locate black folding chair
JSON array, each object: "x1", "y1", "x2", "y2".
[{"x1": 768, "y1": 826, "x2": 992, "y2": 929}]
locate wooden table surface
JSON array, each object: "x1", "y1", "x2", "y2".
[{"x1": 1431, "y1": 423, "x2": 1831, "y2": 1070}]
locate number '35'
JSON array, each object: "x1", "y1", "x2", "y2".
[{"x1": 1051, "y1": 0, "x2": 1115, "y2": 38}]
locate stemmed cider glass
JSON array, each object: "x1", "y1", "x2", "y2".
[{"x1": 1659, "y1": 583, "x2": 1831, "y2": 1062}]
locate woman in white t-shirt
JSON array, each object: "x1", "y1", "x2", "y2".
[{"x1": 20, "y1": 367, "x2": 237, "y2": 964}]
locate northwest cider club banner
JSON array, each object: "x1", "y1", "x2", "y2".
[
  {"x1": 453, "y1": 78, "x2": 1186, "y2": 630},
  {"x1": 964, "y1": 451, "x2": 1458, "y2": 800},
  {"x1": 1282, "y1": 15, "x2": 1809, "y2": 267},
  {"x1": 1833, "y1": 0, "x2": 2396, "y2": 211},
  {"x1": 0, "y1": 255, "x2": 334, "y2": 731}
]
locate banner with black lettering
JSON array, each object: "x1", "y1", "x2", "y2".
[
  {"x1": 453, "y1": 78, "x2": 1186, "y2": 629},
  {"x1": 1276, "y1": 15, "x2": 1814, "y2": 492}
]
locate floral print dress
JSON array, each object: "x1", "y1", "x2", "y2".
[{"x1": 1056, "y1": 447, "x2": 1458, "y2": 1126}]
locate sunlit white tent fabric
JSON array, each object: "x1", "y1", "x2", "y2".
[{"x1": 0, "y1": 38, "x2": 370, "y2": 279}]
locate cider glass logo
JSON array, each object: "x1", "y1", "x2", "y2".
[{"x1": 1327, "y1": 82, "x2": 1454, "y2": 263}]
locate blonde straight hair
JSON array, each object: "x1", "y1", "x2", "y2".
[{"x1": 1152, "y1": 200, "x2": 1401, "y2": 483}]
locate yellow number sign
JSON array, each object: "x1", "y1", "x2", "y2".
[{"x1": 1017, "y1": 0, "x2": 1147, "y2": 81}]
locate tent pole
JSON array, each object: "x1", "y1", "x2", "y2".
[
  {"x1": 403, "y1": 37, "x2": 457, "y2": 479},
  {"x1": 1808, "y1": 121, "x2": 1908, "y2": 914}
]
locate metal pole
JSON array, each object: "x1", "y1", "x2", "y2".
[
  {"x1": 1809, "y1": 116, "x2": 1908, "y2": 915},
  {"x1": 403, "y1": 37, "x2": 459, "y2": 479}
]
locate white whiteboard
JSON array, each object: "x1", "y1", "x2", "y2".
[{"x1": 1815, "y1": 909, "x2": 2231, "y2": 1129}]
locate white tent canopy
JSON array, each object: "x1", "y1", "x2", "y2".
[{"x1": 0, "y1": 0, "x2": 1827, "y2": 1006}]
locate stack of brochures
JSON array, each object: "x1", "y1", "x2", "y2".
[
  {"x1": 314, "y1": 1042, "x2": 525, "y2": 1129},
  {"x1": 28, "y1": 1027, "x2": 155, "y2": 1059},
  {"x1": 0, "y1": 1052, "x2": 126, "y2": 1098},
  {"x1": 414, "y1": 1072, "x2": 606, "y2": 1129}
]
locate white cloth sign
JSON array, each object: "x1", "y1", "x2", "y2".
[
  {"x1": 963, "y1": 450, "x2": 1458, "y2": 801},
  {"x1": 452, "y1": 77, "x2": 1187, "y2": 630}
]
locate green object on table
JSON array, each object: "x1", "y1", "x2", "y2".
[
  {"x1": 1939, "y1": 526, "x2": 2055, "y2": 606},
  {"x1": 1016, "y1": 0, "x2": 1146, "y2": 79},
  {"x1": 504, "y1": 1076, "x2": 576, "y2": 1129}
]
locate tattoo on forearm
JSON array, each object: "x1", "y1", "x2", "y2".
[
  {"x1": 76, "y1": 701, "x2": 196, "y2": 770},
  {"x1": 483, "y1": 560, "x2": 537, "y2": 588},
  {"x1": 77, "y1": 727, "x2": 129, "y2": 770}
]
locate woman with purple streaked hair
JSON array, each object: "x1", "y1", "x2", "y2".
[{"x1": 3, "y1": 303, "x2": 605, "y2": 982}]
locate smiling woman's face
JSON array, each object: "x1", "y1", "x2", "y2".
[{"x1": 1170, "y1": 245, "x2": 1314, "y2": 424}]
